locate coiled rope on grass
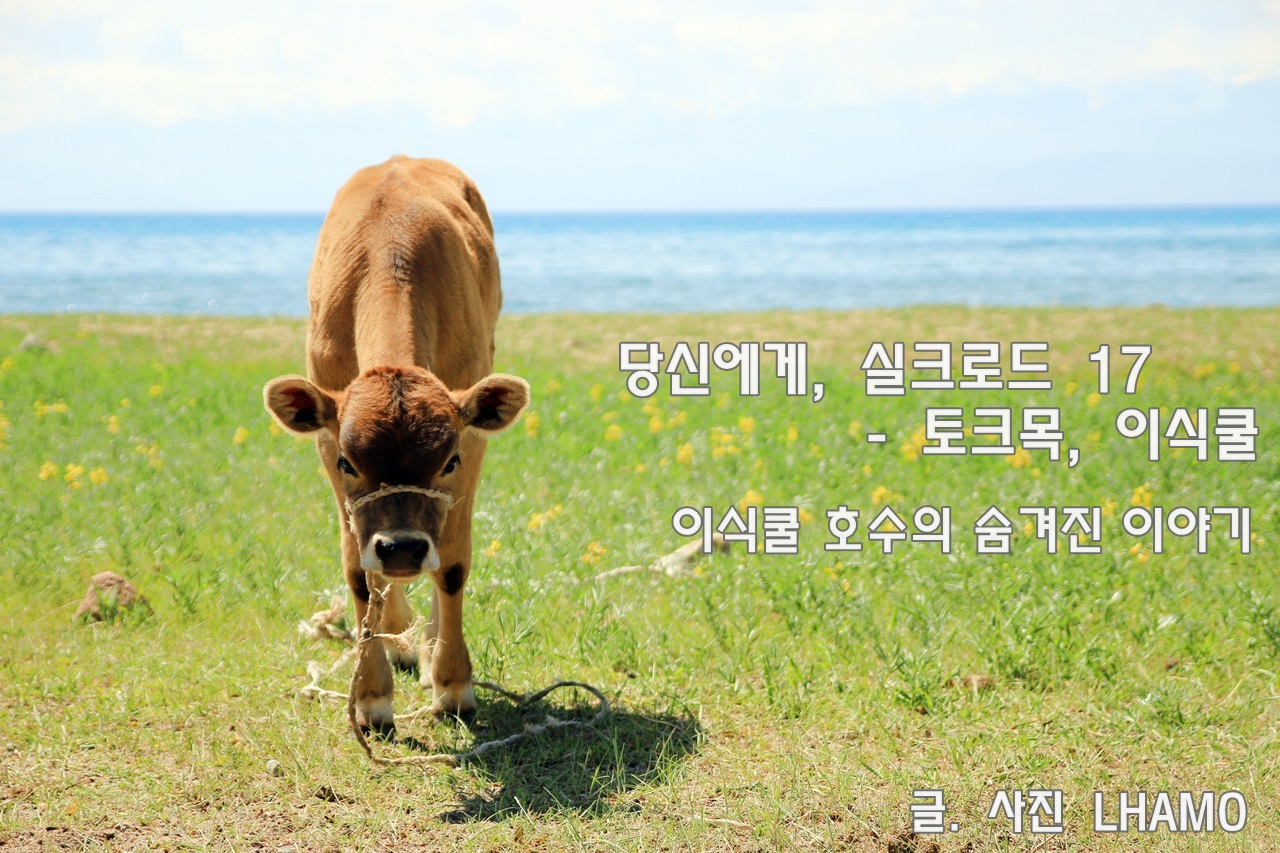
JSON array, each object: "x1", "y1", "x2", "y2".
[{"x1": 300, "y1": 584, "x2": 610, "y2": 768}]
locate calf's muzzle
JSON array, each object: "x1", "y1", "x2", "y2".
[
  {"x1": 371, "y1": 530, "x2": 436, "y2": 577},
  {"x1": 346, "y1": 484, "x2": 455, "y2": 580}
]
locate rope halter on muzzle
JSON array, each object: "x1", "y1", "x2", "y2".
[{"x1": 344, "y1": 484, "x2": 456, "y2": 536}]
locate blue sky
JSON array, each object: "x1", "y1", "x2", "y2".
[{"x1": 1, "y1": 0, "x2": 1277, "y2": 211}]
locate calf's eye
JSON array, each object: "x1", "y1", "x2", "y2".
[
  {"x1": 443, "y1": 454, "x2": 461, "y2": 475},
  {"x1": 337, "y1": 456, "x2": 356, "y2": 476}
]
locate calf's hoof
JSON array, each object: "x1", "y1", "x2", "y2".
[
  {"x1": 435, "y1": 706, "x2": 477, "y2": 726},
  {"x1": 430, "y1": 681, "x2": 477, "y2": 720},
  {"x1": 386, "y1": 643, "x2": 419, "y2": 673},
  {"x1": 355, "y1": 696, "x2": 395, "y2": 739},
  {"x1": 358, "y1": 719, "x2": 397, "y2": 740}
]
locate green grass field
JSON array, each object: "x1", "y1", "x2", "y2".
[{"x1": 1, "y1": 308, "x2": 1277, "y2": 851}]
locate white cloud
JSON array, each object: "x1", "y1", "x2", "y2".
[{"x1": 1, "y1": 0, "x2": 1277, "y2": 133}]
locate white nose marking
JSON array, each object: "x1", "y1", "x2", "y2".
[{"x1": 362, "y1": 529, "x2": 435, "y2": 574}]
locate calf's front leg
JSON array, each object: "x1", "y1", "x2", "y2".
[
  {"x1": 421, "y1": 436, "x2": 484, "y2": 716},
  {"x1": 345, "y1": 526, "x2": 398, "y2": 736},
  {"x1": 318, "y1": 432, "x2": 398, "y2": 735}
]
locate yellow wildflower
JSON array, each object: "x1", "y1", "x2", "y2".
[
  {"x1": 711, "y1": 442, "x2": 740, "y2": 459},
  {"x1": 580, "y1": 541, "x2": 607, "y2": 565},
  {"x1": 0, "y1": 357, "x2": 13, "y2": 371},
  {"x1": 900, "y1": 426, "x2": 926, "y2": 462},
  {"x1": 1008, "y1": 447, "x2": 1033, "y2": 468},
  {"x1": 633, "y1": 462, "x2": 647, "y2": 474},
  {"x1": 602, "y1": 411, "x2": 618, "y2": 423},
  {"x1": 120, "y1": 398, "x2": 131, "y2": 408},
  {"x1": 738, "y1": 489, "x2": 765, "y2": 512},
  {"x1": 1101, "y1": 498, "x2": 1118, "y2": 517},
  {"x1": 847, "y1": 420, "x2": 862, "y2": 440},
  {"x1": 89, "y1": 467, "x2": 109, "y2": 485},
  {"x1": 1192, "y1": 362, "x2": 1216, "y2": 379},
  {"x1": 676, "y1": 442, "x2": 694, "y2": 465},
  {"x1": 269, "y1": 420, "x2": 283, "y2": 437},
  {"x1": 589, "y1": 384, "x2": 603, "y2": 402},
  {"x1": 523, "y1": 410, "x2": 540, "y2": 438},
  {"x1": 527, "y1": 504, "x2": 563, "y2": 532},
  {"x1": 786, "y1": 425, "x2": 799, "y2": 445},
  {"x1": 666, "y1": 411, "x2": 687, "y2": 428},
  {"x1": 39, "y1": 461, "x2": 58, "y2": 480},
  {"x1": 738, "y1": 416, "x2": 755, "y2": 435},
  {"x1": 604, "y1": 424, "x2": 623, "y2": 441},
  {"x1": 1131, "y1": 483, "x2": 1154, "y2": 508},
  {"x1": 1086, "y1": 392, "x2": 1101, "y2": 408},
  {"x1": 1228, "y1": 361, "x2": 1240, "y2": 375},
  {"x1": 483, "y1": 540, "x2": 501, "y2": 558},
  {"x1": 544, "y1": 378, "x2": 561, "y2": 393},
  {"x1": 870, "y1": 485, "x2": 899, "y2": 506},
  {"x1": 149, "y1": 385, "x2": 163, "y2": 397},
  {"x1": 1064, "y1": 381, "x2": 1079, "y2": 396},
  {"x1": 63, "y1": 463, "x2": 85, "y2": 483},
  {"x1": 649, "y1": 415, "x2": 664, "y2": 433},
  {"x1": 798, "y1": 508, "x2": 814, "y2": 524},
  {"x1": 1087, "y1": 430, "x2": 1101, "y2": 443},
  {"x1": 105, "y1": 415, "x2": 120, "y2": 434},
  {"x1": 233, "y1": 427, "x2": 250, "y2": 444}
]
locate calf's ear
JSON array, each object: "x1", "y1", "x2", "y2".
[
  {"x1": 263, "y1": 375, "x2": 338, "y2": 435},
  {"x1": 455, "y1": 373, "x2": 530, "y2": 434}
]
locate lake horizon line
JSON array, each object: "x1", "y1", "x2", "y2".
[{"x1": 2, "y1": 202, "x2": 1279, "y2": 219}]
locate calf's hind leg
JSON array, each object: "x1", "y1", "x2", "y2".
[{"x1": 379, "y1": 584, "x2": 417, "y2": 671}]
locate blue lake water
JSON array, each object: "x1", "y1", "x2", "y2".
[{"x1": 0, "y1": 208, "x2": 1276, "y2": 315}]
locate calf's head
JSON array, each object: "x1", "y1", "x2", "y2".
[{"x1": 263, "y1": 366, "x2": 529, "y2": 582}]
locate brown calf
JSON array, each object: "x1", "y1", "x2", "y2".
[{"x1": 264, "y1": 156, "x2": 528, "y2": 733}]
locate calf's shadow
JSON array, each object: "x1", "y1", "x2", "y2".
[{"x1": 391, "y1": 685, "x2": 702, "y2": 821}]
